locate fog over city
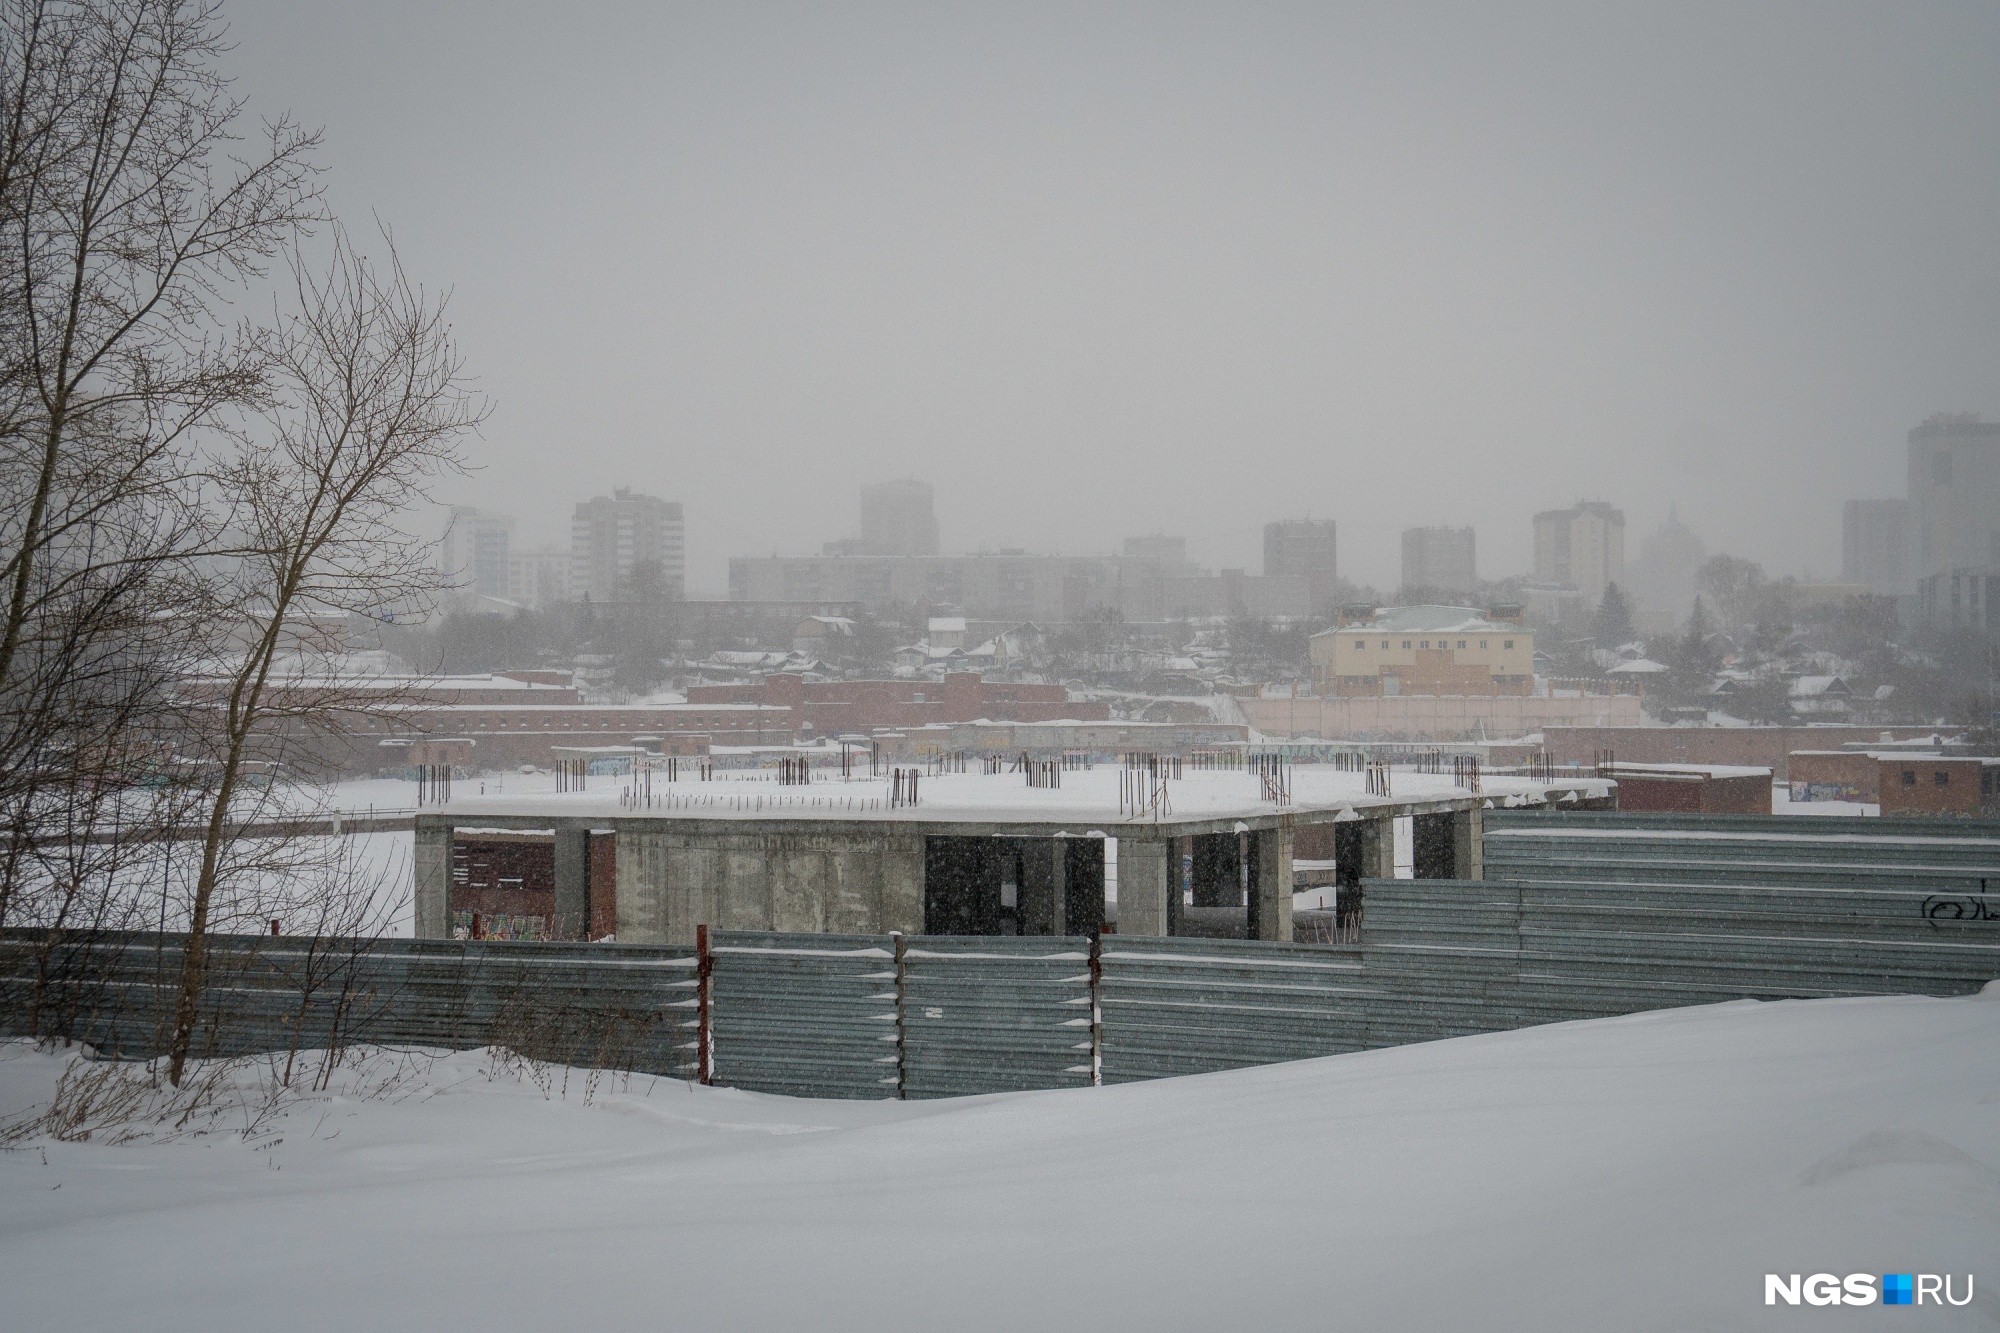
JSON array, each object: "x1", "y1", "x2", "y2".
[{"x1": 225, "y1": 1, "x2": 2000, "y2": 593}]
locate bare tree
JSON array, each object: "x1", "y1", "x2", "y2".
[
  {"x1": 0, "y1": 0, "x2": 320, "y2": 687},
  {"x1": 166, "y1": 228, "x2": 482, "y2": 1084},
  {"x1": 0, "y1": 0, "x2": 320, "y2": 968}
]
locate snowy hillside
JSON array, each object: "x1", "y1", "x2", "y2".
[{"x1": 3, "y1": 990, "x2": 1995, "y2": 1331}]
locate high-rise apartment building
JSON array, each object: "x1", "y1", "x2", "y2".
[
  {"x1": 569, "y1": 489, "x2": 685, "y2": 602},
  {"x1": 439, "y1": 506, "x2": 514, "y2": 601},
  {"x1": 859, "y1": 480, "x2": 940, "y2": 557},
  {"x1": 1907, "y1": 413, "x2": 2000, "y2": 629},
  {"x1": 1628, "y1": 508, "x2": 1707, "y2": 630},
  {"x1": 1908, "y1": 414, "x2": 2000, "y2": 578},
  {"x1": 507, "y1": 547, "x2": 572, "y2": 609},
  {"x1": 1399, "y1": 526, "x2": 1477, "y2": 595},
  {"x1": 1842, "y1": 498, "x2": 1915, "y2": 597},
  {"x1": 1533, "y1": 502, "x2": 1625, "y2": 604},
  {"x1": 1262, "y1": 519, "x2": 1339, "y2": 615}
]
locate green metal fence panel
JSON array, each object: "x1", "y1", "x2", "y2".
[
  {"x1": 899, "y1": 937, "x2": 1095, "y2": 1098},
  {"x1": 0, "y1": 931, "x2": 701, "y2": 1078},
  {"x1": 1484, "y1": 810, "x2": 2000, "y2": 884},
  {"x1": 1097, "y1": 936, "x2": 1376, "y2": 1084},
  {"x1": 1359, "y1": 874, "x2": 2000, "y2": 1036},
  {"x1": 706, "y1": 931, "x2": 898, "y2": 1099}
]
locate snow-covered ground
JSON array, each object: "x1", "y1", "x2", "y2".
[{"x1": 3, "y1": 990, "x2": 1994, "y2": 1331}]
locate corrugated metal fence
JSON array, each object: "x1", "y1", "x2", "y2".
[
  {"x1": 0, "y1": 931, "x2": 702, "y2": 1078},
  {"x1": 708, "y1": 932, "x2": 898, "y2": 1099},
  {"x1": 1097, "y1": 936, "x2": 1371, "y2": 1083},
  {"x1": 6, "y1": 812, "x2": 1999, "y2": 1099}
]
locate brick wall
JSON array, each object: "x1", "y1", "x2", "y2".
[
  {"x1": 686, "y1": 672, "x2": 1105, "y2": 734},
  {"x1": 1546, "y1": 727, "x2": 1944, "y2": 780},
  {"x1": 1612, "y1": 773, "x2": 1772, "y2": 815},
  {"x1": 1787, "y1": 751, "x2": 1878, "y2": 803},
  {"x1": 1877, "y1": 757, "x2": 1986, "y2": 817}
]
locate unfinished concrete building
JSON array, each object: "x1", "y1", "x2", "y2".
[{"x1": 408, "y1": 765, "x2": 1589, "y2": 946}]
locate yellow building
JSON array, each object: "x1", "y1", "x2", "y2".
[{"x1": 1311, "y1": 605, "x2": 1534, "y2": 697}]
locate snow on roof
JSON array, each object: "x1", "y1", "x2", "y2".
[
  {"x1": 1605, "y1": 658, "x2": 1669, "y2": 675},
  {"x1": 1313, "y1": 604, "x2": 1519, "y2": 636},
  {"x1": 1607, "y1": 761, "x2": 1773, "y2": 779},
  {"x1": 1788, "y1": 676, "x2": 1851, "y2": 697},
  {"x1": 928, "y1": 616, "x2": 967, "y2": 633}
]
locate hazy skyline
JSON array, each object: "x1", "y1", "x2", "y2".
[{"x1": 226, "y1": 2, "x2": 2000, "y2": 597}]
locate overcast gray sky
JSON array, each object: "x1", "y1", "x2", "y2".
[{"x1": 226, "y1": 1, "x2": 2000, "y2": 596}]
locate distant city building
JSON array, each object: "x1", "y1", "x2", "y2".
[
  {"x1": 506, "y1": 546, "x2": 572, "y2": 609},
  {"x1": 729, "y1": 552, "x2": 1309, "y2": 622},
  {"x1": 1842, "y1": 498, "x2": 1915, "y2": 597},
  {"x1": 859, "y1": 479, "x2": 940, "y2": 557},
  {"x1": 1628, "y1": 507, "x2": 1707, "y2": 631},
  {"x1": 1906, "y1": 414, "x2": 2000, "y2": 629},
  {"x1": 1310, "y1": 604, "x2": 1533, "y2": 697},
  {"x1": 1123, "y1": 534, "x2": 1195, "y2": 573},
  {"x1": 439, "y1": 506, "x2": 514, "y2": 602},
  {"x1": 1908, "y1": 413, "x2": 2000, "y2": 579},
  {"x1": 1533, "y1": 501, "x2": 1625, "y2": 605},
  {"x1": 1262, "y1": 519, "x2": 1339, "y2": 616},
  {"x1": 1399, "y1": 526, "x2": 1477, "y2": 595},
  {"x1": 570, "y1": 489, "x2": 685, "y2": 602}
]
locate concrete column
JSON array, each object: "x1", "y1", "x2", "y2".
[
  {"x1": 1452, "y1": 807, "x2": 1483, "y2": 880},
  {"x1": 553, "y1": 824, "x2": 590, "y2": 940},
  {"x1": 412, "y1": 819, "x2": 453, "y2": 939},
  {"x1": 1250, "y1": 827, "x2": 1293, "y2": 942},
  {"x1": 1116, "y1": 837, "x2": 1170, "y2": 937},
  {"x1": 1163, "y1": 835, "x2": 1185, "y2": 936}
]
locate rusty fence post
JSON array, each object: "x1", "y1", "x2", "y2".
[{"x1": 696, "y1": 922, "x2": 713, "y2": 1086}]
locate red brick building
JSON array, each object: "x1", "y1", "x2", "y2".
[
  {"x1": 1786, "y1": 751, "x2": 1879, "y2": 803},
  {"x1": 683, "y1": 673, "x2": 1105, "y2": 737},
  {"x1": 1788, "y1": 750, "x2": 2000, "y2": 816},
  {"x1": 1545, "y1": 726, "x2": 1949, "y2": 782},
  {"x1": 1874, "y1": 755, "x2": 1998, "y2": 817},
  {"x1": 1608, "y1": 763, "x2": 1773, "y2": 814}
]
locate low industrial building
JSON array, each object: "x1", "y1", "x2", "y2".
[
  {"x1": 1240, "y1": 692, "x2": 1642, "y2": 741},
  {"x1": 1790, "y1": 749, "x2": 2000, "y2": 816},
  {"x1": 1603, "y1": 762, "x2": 1773, "y2": 814},
  {"x1": 878, "y1": 718, "x2": 1250, "y2": 759},
  {"x1": 1310, "y1": 605, "x2": 1535, "y2": 697},
  {"x1": 1546, "y1": 726, "x2": 1953, "y2": 781},
  {"x1": 683, "y1": 671, "x2": 1105, "y2": 735}
]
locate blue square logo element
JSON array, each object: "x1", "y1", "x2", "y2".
[{"x1": 1883, "y1": 1274, "x2": 1913, "y2": 1306}]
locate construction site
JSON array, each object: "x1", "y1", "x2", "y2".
[{"x1": 412, "y1": 752, "x2": 1614, "y2": 946}]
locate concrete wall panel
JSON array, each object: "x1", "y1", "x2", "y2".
[{"x1": 616, "y1": 830, "x2": 669, "y2": 944}]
